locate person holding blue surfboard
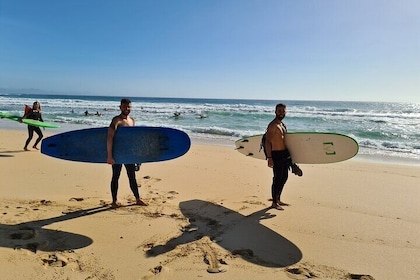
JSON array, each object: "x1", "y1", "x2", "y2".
[
  {"x1": 22, "y1": 101, "x2": 44, "y2": 151},
  {"x1": 107, "y1": 98, "x2": 148, "y2": 208},
  {"x1": 264, "y1": 103, "x2": 302, "y2": 211}
]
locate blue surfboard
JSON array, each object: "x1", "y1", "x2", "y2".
[{"x1": 41, "y1": 126, "x2": 191, "y2": 164}]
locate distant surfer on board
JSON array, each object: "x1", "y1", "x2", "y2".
[
  {"x1": 107, "y1": 98, "x2": 148, "y2": 208},
  {"x1": 264, "y1": 103, "x2": 302, "y2": 210},
  {"x1": 22, "y1": 101, "x2": 44, "y2": 151}
]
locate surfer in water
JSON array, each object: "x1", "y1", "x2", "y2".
[
  {"x1": 264, "y1": 103, "x2": 302, "y2": 210},
  {"x1": 107, "y1": 98, "x2": 148, "y2": 208},
  {"x1": 22, "y1": 101, "x2": 44, "y2": 151}
]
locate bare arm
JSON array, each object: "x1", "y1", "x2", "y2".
[
  {"x1": 107, "y1": 119, "x2": 117, "y2": 164},
  {"x1": 265, "y1": 124, "x2": 276, "y2": 168}
]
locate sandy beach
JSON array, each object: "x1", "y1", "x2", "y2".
[{"x1": 1, "y1": 128, "x2": 419, "y2": 280}]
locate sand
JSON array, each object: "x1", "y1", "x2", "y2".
[{"x1": 0, "y1": 128, "x2": 419, "y2": 280}]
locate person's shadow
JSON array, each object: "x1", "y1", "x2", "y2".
[
  {"x1": 146, "y1": 199, "x2": 302, "y2": 268},
  {"x1": 0, "y1": 205, "x2": 114, "y2": 253},
  {"x1": 0, "y1": 149, "x2": 28, "y2": 157}
]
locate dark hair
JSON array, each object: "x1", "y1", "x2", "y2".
[
  {"x1": 275, "y1": 103, "x2": 286, "y2": 109},
  {"x1": 33, "y1": 101, "x2": 41, "y2": 110},
  {"x1": 120, "y1": 98, "x2": 131, "y2": 105}
]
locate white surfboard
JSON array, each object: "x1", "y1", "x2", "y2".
[{"x1": 235, "y1": 132, "x2": 358, "y2": 164}]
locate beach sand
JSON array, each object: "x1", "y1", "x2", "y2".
[{"x1": 1, "y1": 128, "x2": 419, "y2": 280}]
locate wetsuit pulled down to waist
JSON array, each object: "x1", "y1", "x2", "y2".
[{"x1": 271, "y1": 149, "x2": 292, "y2": 166}]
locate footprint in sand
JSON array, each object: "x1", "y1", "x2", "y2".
[
  {"x1": 10, "y1": 226, "x2": 36, "y2": 240},
  {"x1": 181, "y1": 224, "x2": 199, "y2": 233},
  {"x1": 286, "y1": 267, "x2": 317, "y2": 279},
  {"x1": 166, "y1": 190, "x2": 179, "y2": 200},
  {"x1": 242, "y1": 199, "x2": 266, "y2": 206},
  {"x1": 349, "y1": 274, "x2": 375, "y2": 280},
  {"x1": 285, "y1": 264, "x2": 375, "y2": 280},
  {"x1": 150, "y1": 265, "x2": 163, "y2": 275},
  {"x1": 39, "y1": 199, "x2": 52, "y2": 205},
  {"x1": 40, "y1": 251, "x2": 81, "y2": 270},
  {"x1": 145, "y1": 189, "x2": 180, "y2": 205},
  {"x1": 202, "y1": 242, "x2": 227, "y2": 273},
  {"x1": 140, "y1": 175, "x2": 162, "y2": 186},
  {"x1": 8, "y1": 226, "x2": 49, "y2": 252}
]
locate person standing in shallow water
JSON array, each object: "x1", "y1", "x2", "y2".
[
  {"x1": 107, "y1": 98, "x2": 148, "y2": 208},
  {"x1": 22, "y1": 101, "x2": 44, "y2": 151}
]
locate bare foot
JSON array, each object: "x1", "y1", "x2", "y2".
[
  {"x1": 110, "y1": 201, "x2": 121, "y2": 209},
  {"x1": 271, "y1": 203, "x2": 284, "y2": 211},
  {"x1": 136, "y1": 198, "x2": 148, "y2": 206},
  {"x1": 32, "y1": 146, "x2": 39, "y2": 150},
  {"x1": 24, "y1": 147, "x2": 29, "y2": 151},
  {"x1": 278, "y1": 201, "x2": 290, "y2": 206}
]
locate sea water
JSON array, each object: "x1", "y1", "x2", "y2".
[{"x1": 1, "y1": 93, "x2": 419, "y2": 164}]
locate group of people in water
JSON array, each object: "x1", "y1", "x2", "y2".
[
  {"x1": 84, "y1": 110, "x2": 103, "y2": 116},
  {"x1": 80, "y1": 109, "x2": 207, "y2": 119},
  {"x1": 172, "y1": 112, "x2": 207, "y2": 119}
]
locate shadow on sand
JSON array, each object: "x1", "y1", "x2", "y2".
[
  {"x1": 146, "y1": 199, "x2": 302, "y2": 268},
  {"x1": 0, "y1": 154, "x2": 14, "y2": 157},
  {"x1": 0, "y1": 148, "x2": 36, "y2": 157},
  {"x1": 0, "y1": 205, "x2": 117, "y2": 252}
]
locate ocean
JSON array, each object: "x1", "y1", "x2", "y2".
[{"x1": 1, "y1": 93, "x2": 419, "y2": 164}]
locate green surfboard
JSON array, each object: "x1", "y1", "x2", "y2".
[{"x1": 0, "y1": 112, "x2": 60, "y2": 128}]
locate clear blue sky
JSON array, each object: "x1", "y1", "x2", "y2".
[{"x1": 1, "y1": 0, "x2": 419, "y2": 102}]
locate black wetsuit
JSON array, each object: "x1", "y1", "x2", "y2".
[
  {"x1": 24, "y1": 110, "x2": 43, "y2": 149},
  {"x1": 111, "y1": 164, "x2": 140, "y2": 202},
  {"x1": 270, "y1": 121, "x2": 291, "y2": 203},
  {"x1": 271, "y1": 149, "x2": 292, "y2": 203}
]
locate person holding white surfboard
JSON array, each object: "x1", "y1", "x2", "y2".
[
  {"x1": 264, "y1": 103, "x2": 302, "y2": 210},
  {"x1": 107, "y1": 98, "x2": 147, "y2": 208},
  {"x1": 22, "y1": 101, "x2": 44, "y2": 151}
]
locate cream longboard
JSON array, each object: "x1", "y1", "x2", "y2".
[{"x1": 235, "y1": 132, "x2": 358, "y2": 164}]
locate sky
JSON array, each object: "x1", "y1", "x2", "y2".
[{"x1": 0, "y1": 0, "x2": 419, "y2": 102}]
